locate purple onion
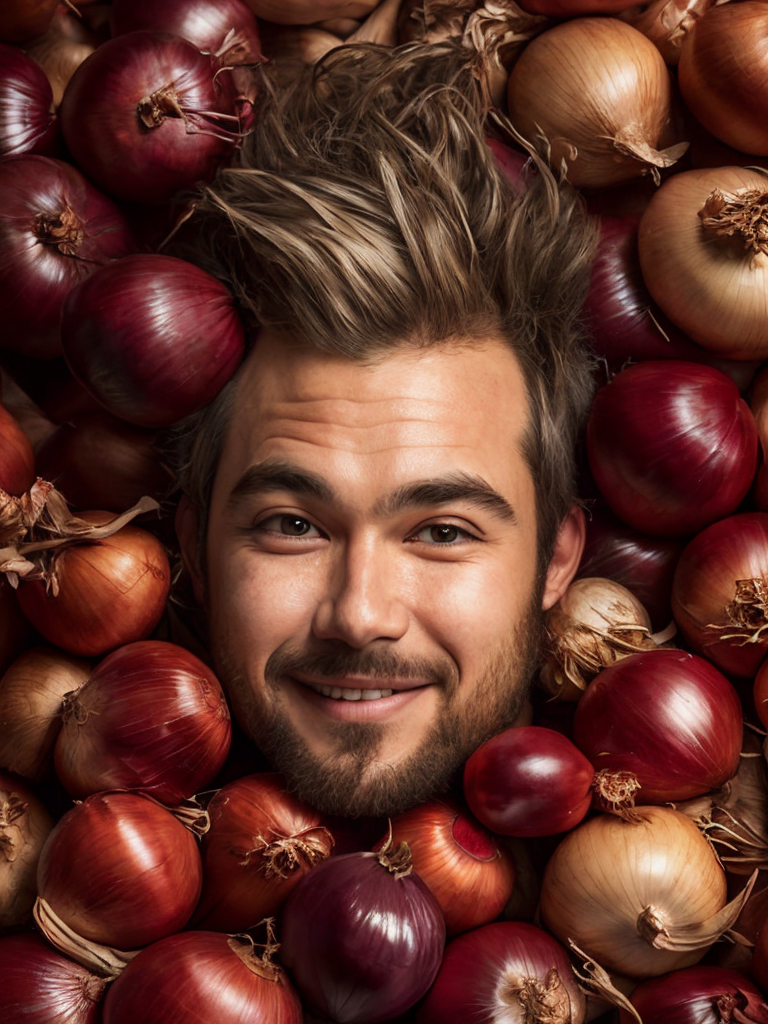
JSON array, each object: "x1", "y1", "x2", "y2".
[
  {"x1": 0, "y1": 43, "x2": 58, "y2": 157},
  {"x1": 110, "y1": 0, "x2": 261, "y2": 63},
  {"x1": 620, "y1": 965, "x2": 768, "y2": 1024}
]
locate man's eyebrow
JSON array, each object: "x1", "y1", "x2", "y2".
[
  {"x1": 374, "y1": 473, "x2": 517, "y2": 525},
  {"x1": 225, "y1": 458, "x2": 335, "y2": 512}
]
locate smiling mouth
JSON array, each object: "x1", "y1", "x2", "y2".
[{"x1": 304, "y1": 682, "x2": 395, "y2": 701}]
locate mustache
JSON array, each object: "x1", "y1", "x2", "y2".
[{"x1": 264, "y1": 643, "x2": 457, "y2": 688}]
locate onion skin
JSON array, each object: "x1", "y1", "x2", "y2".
[
  {"x1": 621, "y1": 965, "x2": 768, "y2": 1024},
  {"x1": 23, "y1": 5, "x2": 106, "y2": 108},
  {"x1": 0, "y1": 771, "x2": 54, "y2": 932},
  {"x1": 672, "y1": 512, "x2": 768, "y2": 677},
  {"x1": 587, "y1": 360, "x2": 758, "y2": 538},
  {"x1": 0, "y1": 44, "x2": 57, "y2": 157},
  {"x1": 0, "y1": 401, "x2": 35, "y2": 496},
  {"x1": 241, "y1": 0, "x2": 377, "y2": 26},
  {"x1": 110, "y1": 0, "x2": 261, "y2": 62},
  {"x1": 464, "y1": 726, "x2": 594, "y2": 838},
  {"x1": 54, "y1": 640, "x2": 231, "y2": 805},
  {"x1": 61, "y1": 254, "x2": 245, "y2": 428},
  {"x1": 572, "y1": 649, "x2": 743, "y2": 805},
  {"x1": 36, "y1": 791, "x2": 203, "y2": 949},
  {"x1": 417, "y1": 921, "x2": 587, "y2": 1024},
  {"x1": 0, "y1": 932, "x2": 107, "y2": 1024}
]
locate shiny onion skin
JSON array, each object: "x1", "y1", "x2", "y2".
[
  {"x1": 103, "y1": 930, "x2": 302, "y2": 1024},
  {"x1": 193, "y1": 773, "x2": 334, "y2": 932},
  {"x1": 54, "y1": 640, "x2": 231, "y2": 805},
  {"x1": 0, "y1": 932, "x2": 107, "y2": 1024},
  {"x1": 464, "y1": 726, "x2": 593, "y2": 838},
  {"x1": 638, "y1": 166, "x2": 768, "y2": 360},
  {"x1": 572, "y1": 649, "x2": 742, "y2": 805},
  {"x1": 0, "y1": 1, "x2": 59, "y2": 44},
  {"x1": 36, "y1": 791, "x2": 203, "y2": 949},
  {"x1": 61, "y1": 254, "x2": 245, "y2": 428},
  {"x1": 280, "y1": 846, "x2": 446, "y2": 1023},
  {"x1": 540, "y1": 807, "x2": 729, "y2": 977},
  {"x1": 621, "y1": 966, "x2": 768, "y2": 1024},
  {"x1": 0, "y1": 401, "x2": 35, "y2": 495},
  {"x1": 0, "y1": 771, "x2": 54, "y2": 931},
  {"x1": 387, "y1": 798, "x2": 516, "y2": 935},
  {"x1": 0, "y1": 156, "x2": 135, "y2": 360},
  {"x1": 587, "y1": 361, "x2": 758, "y2": 537},
  {"x1": 0, "y1": 44, "x2": 57, "y2": 157},
  {"x1": 59, "y1": 31, "x2": 238, "y2": 205},
  {"x1": 672, "y1": 512, "x2": 768, "y2": 677},
  {"x1": 16, "y1": 512, "x2": 171, "y2": 658},
  {"x1": 110, "y1": 0, "x2": 261, "y2": 62},
  {"x1": 417, "y1": 921, "x2": 586, "y2": 1024}
]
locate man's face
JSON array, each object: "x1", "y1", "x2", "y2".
[{"x1": 186, "y1": 330, "x2": 582, "y2": 817}]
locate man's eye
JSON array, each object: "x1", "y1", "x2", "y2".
[
  {"x1": 411, "y1": 523, "x2": 474, "y2": 544},
  {"x1": 257, "y1": 515, "x2": 321, "y2": 537}
]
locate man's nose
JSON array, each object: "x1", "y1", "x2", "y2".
[{"x1": 311, "y1": 537, "x2": 409, "y2": 648}]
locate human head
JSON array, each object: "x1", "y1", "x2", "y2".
[{"x1": 170, "y1": 41, "x2": 597, "y2": 816}]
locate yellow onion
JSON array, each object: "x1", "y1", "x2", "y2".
[{"x1": 242, "y1": 0, "x2": 377, "y2": 26}]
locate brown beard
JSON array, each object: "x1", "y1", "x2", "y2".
[{"x1": 208, "y1": 591, "x2": 543, "y2": 818}]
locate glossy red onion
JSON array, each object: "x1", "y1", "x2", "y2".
[
  {"x1": 464, "y1": 725, "x2": 593, "y2": 837},
  {"x1": 55, "y1": 640, "x2": 231, "y2": 805},
  {"x1": 103, "y1": 930, "x2": 303, "y2": 1024},
  {"x1": 110, "y1": 0, "x2": 261, "y2": 63},
  {"x1": 61, "y1": 254, "x2": 245, "y2": 428},
  {"x1": 0, "y1": 932, "x2": 107, "y2": 1024},
  {"x1": 0, "y1": 1, "x2": 59, "y2": 44},
  {"x1": 386, "y1": 798, "x2": 516, "y2": 935},
  {"x1": 417, "y1": 921, "x2": 586, "y2": 1024},
  {"x1": 59, "y1": 31, "x2": 238, "y2": 204},
  {"x1": 621, "y1": 966, "x2": 768, "y2": 1024},
  {"x1": 0, "y1": 770, "x2": 54, "y2": 930},
  {"x1": 36, "y1": 791, "x2": 203, "y2": 949},
  {"x1": 587, "y1": 360, "x2": 758, "y2": 537},
  {"x1": 280, "y1": 843, "x2": 445, "y2": 1023},
  {"x1": 0, "y1": 44, "x2": 57, "y2": 157},
  {"x1": 0, "y1": 401, "x2": 34, "y2": 495},
  {"x1": 672, "y1": 512, "x2": 768, "y2": 677},
  {"x1": 0, "y1": 155, "x2": 135, "y2": 360},
  {"x1": 573, "y1": 649, "x2": 742, "y2": 807}
]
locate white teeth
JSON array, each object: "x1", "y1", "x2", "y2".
[{"x1": 309, "y1": 683, "x2": 395, "y2": 701}]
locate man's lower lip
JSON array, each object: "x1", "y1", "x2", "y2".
[{"x1": 286, "y1": 676, "x2": 429, "y2": 721}]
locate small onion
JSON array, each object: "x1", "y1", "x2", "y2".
[
  {"x1": 54, "y1": 640, "x2": 231, "y2": 805},
  {"x1": 61, "y1": 254, "x2": 245, "y2": 428},
  {"x1": 417, "y1": 921, "x2": 586, "y2": 1024},
  {"x1": 193, "y1": 773, "x2": 334, "y2": 933},
  {"x1": 0, "y1": 770, "x2": 53, "y2": 931},
  {"x1": 280, "y1": 841, "x2": 445, "y2": 1023},
  {"x1": 621, "y1": 966, "x2": 768, "y2": 1024},
  {"x1": 386, "y1": 798, "x2": 516, "y2": 935},
  {"x1": 36, "y1": 790, "x2": 203, "y2": 949},
  {"x1": 0, "y1": 932, "x2": 107, "y2": 1024},
  {"x1": 587, "y1": 360, "x2": 758, "y2": 537},
  {"x1": 0, "y1": 43, "x2": 57, "y2": 157},
  {"x1": 0, "y1": 646, "x2": 90, "y2": 782},
  {"x1": 0, "y1": 401, "x2": 34, "y2": 496},
  {"x1": 506, "y1": 18, "x2": 687, "y2": 188}
]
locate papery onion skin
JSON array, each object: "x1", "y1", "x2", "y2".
[
  {"x1": 61, "y1": 254, "x2": 245, "y2": 428},
  {"x1": 0, "y1": 401, "x2": 35, "y2": 495},
  {"x1": 36, "y1": 790, "x2": 203, "y2": 949},
  {"x1": 54, "y1": 640, "x2": 231, "y2": 805},
  {"x1": 280, "y1": 847, "x2": 446, "y2": 1023},
  {"x1": 0, "y1": 646, "x2": 90, "y2": 782},
  {"x1": 573, "y1": 649, "x2": 742, "y2": 804},
  {"x1": 102, "y1": 930, "x2": 303, "y2": 1024},
  {"x1": 621, "y1": 965, "x2": 768, "y2": 1024},
  {"x1": 587, "y1": 360, "x2": 758, "y2": 537},
  {"x1": 671, "y1": 512, "x2": 768, "y2": 677},
  {"x1": 417, "y1": 920, "x2": 586, "y2": 1024},
  {"x1": 638, "y1": 166, "x2": 768, "y2": 359},
  {"x1": 193, "y1": 772, "x2": 334, "y2": 932},
  {"x1": 110, "y1": 0, "x2": 261, "y2": 62},
  {"x1": 0, "y1": 931, "x2": 107, "y2": 1024},
  {"x1": 0, "y1": 155, "x2": 136, "y2": 360},
  {"x1": 387, "y1": 798, "x2": 516, "y2": 935},
  {"x1": 540, "y1": 806, "x2": 728, "y2": 977},
  {"x1": 59, "y1": 31, "x2": 237, "y2": 205},
  {"x1": 0, "y1": 771, "x2": 54, "y2": 931},
  {"x1": 0, "y1": 44, "x2": 57, "y2": 157},
  {"x1": 620, "y1": 0, "x2": 717, "y2": 66},
  {"x1": 464, "y1": 726, "x2": 594, "y2": 838}
]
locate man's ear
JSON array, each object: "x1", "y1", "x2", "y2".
[
  {"x1": 541, "y1": 505, "x2": 586, "y2": 612},
  {"x1": 175, "y1": 494, "x2": 205, "y2": 605}
]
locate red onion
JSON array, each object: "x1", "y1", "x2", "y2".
[
  {"x1": 486, "y1": 137, "x2": 531, "y2": 194},
  {"x1": 193, "y1": 772, "x2": 334, "y2": 932},
  {"x1": 61, "y1": 254, "x2": 245, "y2": 428},
  {"x1": 102, "y1": 929, "x2": 303, "y2": 1024},
  {"x1": 54, "y1": 640, "x2": 231, "y2": 805},
  {"x1": 0, "y1": 770, "x2": 54, "y2": 930},
  {"x1": 59, "y1": 31, "x2": 239, "y2": 205},
  {"x1": 0, "y1": 155, "x2": 135, "y2": 360},
  {"x1": 280, "y1": 840, "x2": 445, "y2": 1023},
  {"x1": 587, "y1": 360, "x2": 758, "y2": 537},
  {"x1": 386, "y1": 798, "x2": 516, "y2": 935},
  {"x1": 671, "y1": 512, "x2": 768, "y2": 677},
  {"x1": 517, "y1": 0, "x2": 630, "y2": 12},
  {"x1": 16, "y1": 512, "x2": 172, "y2": 658},
  {"x1": 621, "y1": 966, "x2": 768, "y2": 1023},
  {"x1": 36, "y1": 791, "x2": 203, "y2": 949},
  {"x1": 0, "y1": 932, "x2": 107, "y2": 1024},
  {"x1": 464, "y1": 726, "x2": 593, "y2": 837},
  {"x1": 417, "y1": 921, "x2": 586, "y2": 1024},
  {"x1": 572, "y1": 649, "x2": 742, "y2": 809},
  {"x1": 0, "y1": 401, "x2": 34, "y2": 496},
  {"x1": 0, "y1": 1, "x2": 59, "y2": 44},
  {"x1": 0, "y1": 44, "x2": 57, "y2": 157}
]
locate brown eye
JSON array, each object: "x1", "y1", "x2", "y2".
[
  {"x1": 429, "y1": 525, "x2": 460, "y2": 543},
  {"x1": 281, "y1": 517, "x2": 312, "y2": 536}
]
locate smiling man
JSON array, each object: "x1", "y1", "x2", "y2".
[{"x1": 171, "y1": 41, "x2": 597, "y2": 817}]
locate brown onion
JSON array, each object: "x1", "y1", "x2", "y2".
[
  {"x1": 0, "y1": 770, "x2": 53, "y2": 931},
  {"x1": 619, "y1": 0, "x2": 717, "y2": 65},
  {"x1": 241, "y1": 0, "x2": 377, "y2": 25},
  {"x1": 0, "y1": 401, "x2": 34, "y2": 496},
  {"x1": 24, "y1": 5, "x2": 108, "y2": 108}
]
